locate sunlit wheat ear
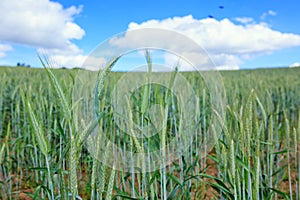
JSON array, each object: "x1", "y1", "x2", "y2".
[
  {"x1": 26, "y1": 96, "x2": 49, "y2": 157},
  {"x1": 245, "y1": 89, "x2": 255, "y2": 154},
  {"x1": 255, "y1": 95, "x2": 267, "y2": 124},
  {"x1": 105, "y1": 166, "x2": 116, "y2": 200},
  {"x1": 229, "y1": 140, "x2": 237, "y2": 198},
  {"x1": 126, "y1": 96, "x2": 143, "y2": 153},
  {"x1": 95, "y1": 56, "x2": 120, "y2": 110},
  {"x1": 38, "y1": 54, "x2": 72, "y2": 121},
  {"x1": 98, "y1": 142, "x2": 112, "y2": 199},
  {"x1": 78, "y1": 116, "x2": 101, "y2": 147},
  {"x1": 0, "y1": 144, "x2": 5, "y2": 165},
  {"x1": 141, "y1": 50, "x2": 152, "y2": 115}
]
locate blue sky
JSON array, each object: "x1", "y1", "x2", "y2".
[{"x1": 1, "y1": 0, "x2": 300, "y2": 70}]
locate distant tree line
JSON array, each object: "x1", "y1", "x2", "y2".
[
  {"x1": 15, "y1": 63, "x2": 85, "y2": 69},
  {"x1": 17, "y1": 62, "x2": 31, "y2": 68}
]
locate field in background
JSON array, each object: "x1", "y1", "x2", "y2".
[{"x1": 0, "y1": 66, "x2": 299, "y2": 199}]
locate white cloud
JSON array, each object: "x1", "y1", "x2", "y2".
[
  {"x1": 234, "y1": 17, "x2": 254, "y2": 24},
  {"x1": 289, "y1": 62, "x2": 300, "y2": 68},
  {"x1": 38, "y1": 49, "x2": 107, "y2": 70},
  {"x1": 111, "y1": 15, "x2": 300, "y2": 70},
  {"x1": 0, "y1": 0, "x2": 85, "y2": 53},
  {"x1": 109, "y1": 27, "x2": 216, "y2": 70},
  {"x1": 0, "y1": 44, "x2": 13, "y2": 58},
  {"x1": 269, "y1": 10, "x2": 277, "y2": 16},
  {"x1": 210, "y1": 54, "x2": 240, "y2": 70},
  {"x1": 261, "y1": 10, "x2": 277, "y2": 20},
  {"x1": 51, "y1": 54, "x2": 107, "y2": 70},
  {"x1": 0, "y1": 0, "x2": 90, "y2": 68}
]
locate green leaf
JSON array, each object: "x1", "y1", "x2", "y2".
[
  {"x1": 267, "y1": 187, "x2": 290, "y2": 199},
  {"x1": 167, "y1": 173, "x2": 182, "y2": 187}
]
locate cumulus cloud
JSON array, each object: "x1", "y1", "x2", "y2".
[
  {"x1": 110, "y1": 15, "x2": 300, "y2": 70},
  {"x1": 289, "y1": 62, "x2": 300, "y2": 68},
  {"x1": 0, "y1": 44, "x2": 13, "y2": 58},
  {"x1": 261, "y1": 10, "x2": 277, "y2": 20},
  {"x1": 0, "y1": 0, "x2": 85, "y2": 54},
  {"x1": 109, "y1": 28, "x2": 216, "y2": 71}
]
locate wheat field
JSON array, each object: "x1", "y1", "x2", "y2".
[{"x1": 0, "y1": 63, "x2": 299, "y2": 199}]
